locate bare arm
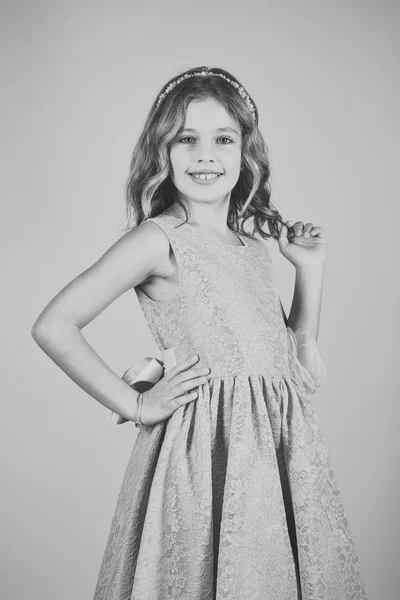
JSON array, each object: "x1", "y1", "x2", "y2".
[
  {"x1": 31, "y1": 221, "x2": 171, "y2": 422},
  {"x1": 286, "y1": 264, "x2": 325, "y2": 341},
  {"x1": 279, "y1": 265, "x2": 326, "y2": 389},
  {"x1": 277, "y1": 219, "x2": 327, "y2": 388}
]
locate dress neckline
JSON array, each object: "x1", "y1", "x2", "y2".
[{"x1": 163, "y1": 214, "x2": 249, "y2": 249}]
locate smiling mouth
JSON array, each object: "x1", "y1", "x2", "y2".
[{"x1": 189, "y1": 173, "x2": 222, "y2": 180}]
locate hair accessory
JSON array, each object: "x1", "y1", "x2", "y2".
[
  {"x1": 111, "y1": 347, "x2": 177, "y2": 426},
  {"x1": 155, "y1": 70, "x2": 257, "y2": 124}
]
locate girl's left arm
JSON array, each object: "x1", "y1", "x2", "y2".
[
  {"x1": 286, "y1": 263, "x2": 325, "y2": 341},
  {"x1": 278, "y1": 220, "x2": 328, "y2": 388}
]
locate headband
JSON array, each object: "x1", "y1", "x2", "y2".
[{"x1": 154, "y1": 69, "x2": 257, "y2": 124}]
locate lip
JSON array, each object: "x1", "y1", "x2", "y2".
[
  {"x1": 189, "y1": 173, "x2": 223, "y2": 185},
  {"x1": 188, "y1": 169, "x2": 224, "y2": 174}
]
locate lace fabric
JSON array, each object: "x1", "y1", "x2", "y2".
[{"x1": 93, "y1": 214, "x2": 369, "y2": 600}]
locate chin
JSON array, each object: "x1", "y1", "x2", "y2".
[{"x1": 180, "y1": 190, "x2": 233, "y2": 203}]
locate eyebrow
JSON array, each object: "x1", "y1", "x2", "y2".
[{"x1": 180, "y1": 127, "x2": 241, "y2": 136}]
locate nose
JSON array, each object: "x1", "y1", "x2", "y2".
[{"x1": 195, "y1": 139, "x2": 217, "y2": 163}]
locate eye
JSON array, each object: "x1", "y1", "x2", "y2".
[
  {"x1": 179, "y1": 136, "x2": 195, "y2": 144},
  {"x1": 177, "y1": 136, "x2": 233, "y2": 144}
]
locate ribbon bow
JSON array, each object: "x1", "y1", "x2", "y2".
[{"x1": 111, "y1": 347, "x2": 177, "y2": 425}]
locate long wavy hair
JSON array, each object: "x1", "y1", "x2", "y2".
[{"x1": 124, "y1": 65, "x2": 283, "y2": 241}]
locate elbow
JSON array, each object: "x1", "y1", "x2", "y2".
[
  {"x1": 31, "y1": 317, "x2": 67, "y2": 343},
  {"x1": 31, "y1": 319, "x2": 51, "y2": 343},
  {"x1": 31, "y1": 318, "x2": 77, "y2": 355},
  {"x1": 31, "y1": 317, "x2": 43, "y2": 340}
]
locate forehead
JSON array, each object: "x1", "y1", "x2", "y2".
[{"x1": 182, "y1": 98, "x2": 241, "y2": 135}]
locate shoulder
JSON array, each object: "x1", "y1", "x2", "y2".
[
  {"x1": 130, "y1": 214, "x2": 179, "y2": 241},
  {"x1": 135, "y1": 217, "x2": 171, "y2": 245},
  {"x1": 114, "y1": 218, "x2": 171, "y2": 257},
  {"x1": 126, "y1": 218, "x2": 174, "y2": 276},
  {"x1": 90, "y1": 218, "x2": 173, "y2": 288}
]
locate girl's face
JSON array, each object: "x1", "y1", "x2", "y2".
[{"x1": 169, "y1": 97, "x2": 242, "y2": 208}]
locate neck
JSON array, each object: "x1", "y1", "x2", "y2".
[{"x1": 165, "y1": 201, "x2": 232, "y2": 235}]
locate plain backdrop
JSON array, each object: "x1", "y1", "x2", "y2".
[{"x1": 2, "y1": 1, "x2": 399, "y2": 598}]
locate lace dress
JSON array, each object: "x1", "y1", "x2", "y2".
[{"x1": 93, "y1": 214, "x2": 369, "y2": 600}]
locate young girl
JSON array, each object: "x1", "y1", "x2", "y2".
[{"x1": 32, "y1": 66, "x2": 369, "y2": 600}]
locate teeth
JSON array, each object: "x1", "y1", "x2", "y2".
[{"x1": 191, "y1": 173, "x2": 220, "y2": 180}]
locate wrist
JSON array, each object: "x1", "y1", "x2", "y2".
[
  {"x1": 295, "y1": 262, "x2": 326, "y2": 271},
  {"x1": 295, "y1": 263, "x2": 326, "y2": 276},
  {"x1": 127, "y1": 388, "x2": 141, "y2": 423},
  {"x1": 133, "y1": 392, "x2": 144, "y2": 428}
]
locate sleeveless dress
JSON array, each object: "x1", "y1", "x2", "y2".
[{"x1": 93, "y1": 214, "x2": 369, "y2": 600}]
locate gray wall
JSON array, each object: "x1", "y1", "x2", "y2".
[{"x1": 2, "y1": 0, "x2": 398, "y2": 598}]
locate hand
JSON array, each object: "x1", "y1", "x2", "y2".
[
  {"x1": 139, "y1": 354, "x2": 210, "y2": 426},
  {"x1": 278, "y1": 220, "x2": 327, "y2": 269}
]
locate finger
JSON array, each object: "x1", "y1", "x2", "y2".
[
  {"x1": 310, "y1": 226, "x2": 324, "y2": 236},
  {"x1": 173, "y1": 374, "x2": 208, "y2": 397},
  {"x1": 284, "y1": 221, "x2": 296, "y2": 239},
  {"x1": 278, "y1": 222, "x2": 288, "y2": 243},
  {"x1": 166, "y1": 354, "x2": 199, "y2": 380},
  {"x1": 279, "y1": 222, "x2": 288, "y2": 240},
  {"x1": 293, "y1": 221, "x2": 304, "y2": 236},
  {"x1": 171, "y1": 390, "x2": 199, "y2": 409},
  {"x1": 174, "y1": 366, "x2": 209, "y2": 386},
  {"x1": 278, "y1": 222, "x2": 289, "y2": 249},
  {"x1": 303, "y1": 222, "x2": 314, "y2": 238}
]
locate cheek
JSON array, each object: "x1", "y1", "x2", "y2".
[
  {"x1": 229, "y1": 152, "x2": 242, "y2": 173},
  {"x1": 169, "y1": 148, "x2": 185, "y2": 174}
]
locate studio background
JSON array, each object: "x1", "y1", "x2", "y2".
[{"x1": 2, "y1": 1, "x2": 398, "y2": 598}]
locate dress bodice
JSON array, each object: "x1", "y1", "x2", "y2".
[{"x1": 135, "y1": 214, "x2": 291, "y2": 380}]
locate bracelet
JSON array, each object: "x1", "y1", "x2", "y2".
[
  {"x1": 134, "y1": 392, "x2": 144, "y2": 429},
  {"x1": 111, "y1": 352, "x2": 173, "y2": 426}
]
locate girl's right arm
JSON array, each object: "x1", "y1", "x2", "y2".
[{"x1": 31, "y1": 221, "x2": 175, "y2": 423}]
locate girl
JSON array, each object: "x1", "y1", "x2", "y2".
[{"x1": 31, "y1": 66, "x2": 369, "y2": 600}]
